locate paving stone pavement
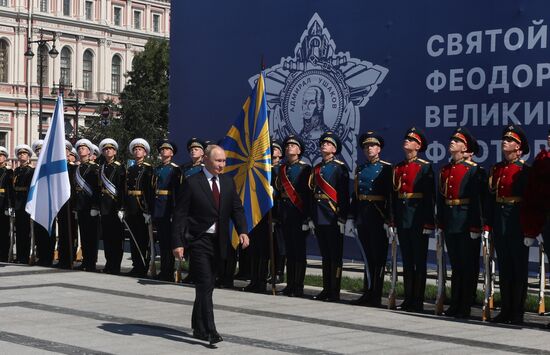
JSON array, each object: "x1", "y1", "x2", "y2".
[{"x1": 1, "y1": 261, "x2": 550, "y2": 354}]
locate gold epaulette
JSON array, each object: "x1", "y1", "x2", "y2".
[
  {"x1": 142, "y1": 162, "x2": 151, "y2": 166},
  {"x1": 69, "y1": 162, "x2": 76, "y2": 166},
  {"x1": 170, "y1": 162, "x2": 179, "y2": 167},
  {"x1": 114, "y1": 161, "x2": 121, "y2": 166},
  {"x1": 379, "y1": 160, "x2": 391, "y2": 165},
  {"x1": 89, "y1": 161, "x2": 97, "y2": 165},
  {"x1": 333, "y1": 159, "x2": 345, "y2": 165},
  {"x1": 464, "y1": 160, "x2": 477, "y2": 166},
  {"x1": 417, "y1": 158, "x2": 430, "y2": 164},
  {"x1": 298, "y1": 160, "x2": 306, "y2": 165}
]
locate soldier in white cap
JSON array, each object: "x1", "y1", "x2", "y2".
[
  {"x1": 98, "y1": 138, "x2": 126, "y2": 274},
  {"x1": 0, "y1": 146, "x2": 13, "y2": 262},
  {"x1": 74, "y1": 138, "x2": 100, "y2": 271},
  {"x1": 13, "y1": 145, "x2": 34, "y2": 264},
  {"x1": 123, "y1": 138, "x2": 153, "y2": 277},
  {"x1": 90, "y1": 144, "x2": 100, "y2": 162}
]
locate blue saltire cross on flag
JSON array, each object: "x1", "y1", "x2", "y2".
[
  {"x1": 221, "y1": 73, "x2": 273, "y2": 248},
  {"x1": 26, "y1": 95, "x2": 71, "y2": 235}
]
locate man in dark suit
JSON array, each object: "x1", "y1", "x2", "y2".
[{"x1": 172, "y1": 144, "x2": 249, "y2": 345}]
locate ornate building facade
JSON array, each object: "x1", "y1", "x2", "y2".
[{"x1": 0, "y1": 0, "x2": 170, "y2": 156}]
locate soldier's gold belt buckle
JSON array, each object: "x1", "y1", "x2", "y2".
[
  {"x1": 358, "y1": 194, "x2": 385, "y2": 202},
  {"x1": 398, "y1": 192, "x2": 424, "y2": 199},
  {"x1": 445, "y1": 198, "x2": 470, "y2": 206},
  {"x1": 155, "y1": 190, "x2": 171, "y2": 196},
  {"x1": 496, "y1": 196, "x2": 522, "y2": 204},
  {"x1": 128, "y1": 190, "x2": 143, "y2": 196}
]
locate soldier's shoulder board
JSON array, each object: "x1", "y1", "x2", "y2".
[
  {"x1": 113, "y1": 161, "x2": 121, "y2": 166},
  {"x1": 333, "y1": 159, "x2": 345, "y2": 165},
  {"x1": 142, "y1": 162, "x2": 151, "y2": 166},
  {"x1": 170, "y1": 162, "x2": 179, "y2": 168},
  {"x1": 416, "y1": 158, "x2": 430, "y2": 164},
  {"x1": 464, "y1": 160, "x2": 477, "y2": 166},
  {"x1": 298, "y1": 160, "x2": 307, "y2": 165},
  {"x1": 379, "y1": 160, "x2": 391, "y2": 166}
]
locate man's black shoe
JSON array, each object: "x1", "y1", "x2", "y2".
[
  {"x1": 490, "y1": 312, "x2": 510, "y2": 324},
  {"x1": 350, "y1": 293, "x2": 370, "y2": 306},
  {"x1": 313, "y1": 290, "x2": 328, "y2": 301},
  {"x1": 208, "y1": 332, "x2": 223, "y2": 345}
]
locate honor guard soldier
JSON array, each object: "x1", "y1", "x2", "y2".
[
  {"x1": 393, "y1": 127, "x2": 435, "y2": 312},
  {"x1": 309, "y1": 132, "x2": 350, "y2": 302},
  {"x1": 123, "y1": 138, "x2": 153, "y2": 277},
  {"x1": 0, "y1": 146, "x2": 13, "y2": 262},
  {"x1": 152, "y1": 140, "x2": 182, "y2": 281},
  {"x1": 13, "y1": 144, "x2": 34, "y2": 264},
  {"x1": 347, "y1": 131, "x2": 394, "y2": 307},
  {"x1": 485, "y1": 125, "x2": 530, "y2": 324},
  {"x1": 74, "y1": 139, "x2": 100, "y2": 272},
  {"x1": 270, "y1": 139, "x2": 286, "y2": 284},
  {"x1": 56, "y1": 141, "x2": 78, "y2": 269},
  {"x1": 437, "y1": 128, "x2": 484, "y2": 318},
  {"x1": 276, "y1": 135, "x2": 311, "y2": 297},
  {"x1": 31, "y1": 140, "x2": 55, "y2": 267},
  {"x1": 99, "y1": 138, "x2": 126, "y2": 274},
  {"x1": 181, "y1": 138, "x2": 205, "y2": 178},
  {"x1": 91, "y1": 144, "x2": 100, "y2": 162}
]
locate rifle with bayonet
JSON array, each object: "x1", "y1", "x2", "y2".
[
  {"x1": 481, "y1": 230, "x2": 492, "y2": 321},
  {"x1": 539, "y1": 241, "x2": 546, "y2": 315},
  {"x1": 28, "y1": 219, "x2": 36, "y2": 265},
  {"x1": 7, "y1": 208, "x2": 15, "y2": 262},
  {"x1": 147, "y1": 219, "x2": 157, "y2": 278},
  {"x1": 387, "y1": 226, "x2": 398, "y2": 309}
]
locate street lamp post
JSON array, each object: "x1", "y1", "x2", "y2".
[
  {"x1": 25, "y1": 29, "x2": 58, "y2": 139},
  {"x1": 51, "y1": 82, "x2": 86, "y2": 142}
]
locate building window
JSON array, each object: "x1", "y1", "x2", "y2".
[
  {"x1": 111, "y1": 55, "x2": 121, "y2": 94},
  {"x1": 0, "y1": 131, "x2": 6, "y2": 148},
  {"x1": 85, "y1": 1, "x2": 93, "y2": 20},
  {"x1": 0, "y1": 40, "x2": 8, "y2": 83},
  {"x1": 37, "y1": 46, "x2": 49, "y2": 85},
  {"x1": 153, "y1": 14, "x2": 160, "y2": 33},
  {"x1": 83, "y1": 50, "x2": 93, "y2": 92},
  {"x1": 133, "y1": 10, "x2": 141, "y2": 30},
  {"x1": 40, "y1": 0, "x2": 48, "y2": 12},
  {"x1": 113, "y1": 7, "x2": 122, "y2": 26},
  {"x1": 63, "y1": 0, "x2": 71, "y2": 16},
  {"x1": 60, "y1": 47, "x2": 71, "y2": 85},
  {"x1": 0, "y1": 0, "x2": 7, "y2": 7}
]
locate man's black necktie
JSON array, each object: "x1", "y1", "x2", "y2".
[{"x1": 211, "y1": 176, "x2": 220, "y2": 209}]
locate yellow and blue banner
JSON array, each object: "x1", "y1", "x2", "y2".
[{"x1": 221, "y1": 73, "x2": 273, "y2": 248}]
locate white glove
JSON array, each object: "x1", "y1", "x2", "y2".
[
  {"x1": 524, "y1": 237, "x2": 534, "y2": 247},
  {"x1": 143, "y1": 213, "x2": 151, "y2": 224},
  {"x1": 301, "y1": 222, "x2": 309, "y2": 231},
  {"x1": 345, "y1": 219, "x2": 355, "y2": 235},
  {"x1": 90, "y1": 209, "x2": 100, "y2": 217},
  {"x1": 470, "y1": 232, "x2": 481, "y2": 240},
  {"x1": 482, "y1": 230, "x2": 490, "y2": 239},
  {"x1": 536, "y1": 234, "x2": 544, "y2": 244},
  {"x1": 4, "y1": 209, "x2": 9, "y2": 216},
  {"x1": 308, "y1": 220, "x2": 316, "y2": 232},
  {"x1": 337, "y1": 221, "x2": 345, "y2": 234},
  {"x1": 72, "y1": 210, "x2": 78, "y2": 219},
  {"x1": 117, "y1": 210, "x2": 125, "y2": 222},
  {"x1": 422, "y1": 228, "x2": 433, "y2": 235}
]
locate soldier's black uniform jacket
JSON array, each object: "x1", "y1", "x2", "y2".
[
  {"x1": 181, "y1": 161, "x2": 204, "y2": 180},
  {"x1": 99, "y1": 160, "x2": 126, "y2": 215},
  {"x1": 350, "y1": 158, "x2": 394, "y2": 225},
  {"x1": 125, "y1": 161, "x2": 153, "y2": 215},
  {"x1": 13, "y1": 164, "x2": 34, "y2": 211},
  {"x1": 74, "y1": 160, "x2": 100, "y2": 212},
  {"x1": 392, "y1": 157, "x2": 435, "y2": 229},
  {"x1": 309, "y1": 158, "x2": 349, "y2": 225},
  {"x1": 437, "y1": 159, "x2": 484, "y2": 234},
  {"x1": 276, "y1": 160, "x2": 312, "y2": 223},
  {"x1": 152, "y1": 161, "x2": 181, "y2": 219},
  {"x1": 0, "y1": 163, "x2": 13, "y2": 212}
]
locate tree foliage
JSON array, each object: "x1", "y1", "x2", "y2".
[{"x1": 80, "y1": 38, "x2": 169, "y2": 161}]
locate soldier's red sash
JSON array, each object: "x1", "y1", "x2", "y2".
[
  {"x1": 314, "y1": 165, "x2": 338, "y2": 203},
  {"x1": 280, "y1": 164, "x2": 303, "y2": 212}
]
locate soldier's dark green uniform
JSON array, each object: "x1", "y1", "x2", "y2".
[
  {"x1": 310, "y1": 132, "x2": 350, "y2": 302},
  {"x1": 276, "y1": 135, "x2": 311, "y2": 297},
  {"x1": 349, "y1": 132, "x2": 393, "y2": 307},
  {"x1": 437, "y1": 128, "x2": 484, "y2": 318},
  {"x1": 152, "y1": 140, "x2": 182, "y2": 281},
  {"x1": 393, "y1": 128, "x2": 435, "y2": 312},
  {"x1": 0, "y1": 147, "x2": 13, "y2": 262}
]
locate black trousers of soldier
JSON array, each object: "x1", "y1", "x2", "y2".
[
  {"x1": 274, "y1": 223, "x2": 286, "y2": 277},
  {"x1": 78, "y1": 212, "x2": 98, "y2": 270},
  {"x1": 357, "y1": 223, "x2": 389, "y2": 306},
  {"x1": 35, "y1": 222, "x2": 54, "y2": 267},
  {"x1": 282, "y1": 218, "x2": 307, "y2": 295},
  {"x1": 247, "y1": 216, "x2": 269, "y2": 290},
  {"x1": 154, "y1": 217, "x2": 174, "y2": 280},
  {"x1": 126, "y1": 213, "x2": 149, "y2": 274},
  {"x1": 0, "y1": 213, "x2": 9, "y2": 261},
  {"x1": 101, "y1": 214, "x2": 124, "y2": 274},
  {"x1": 57, "y1": 205, "x2": 75, "y2": 268},
  {"x1": 445, "y1": 232, "x2": 479, "y2": 315},
  {"x1": 14, "y1": 210, "x2": 30, "y2": 264},
  {"x1": 316, "y1": 224, "x2": 344, "y2": 299},
  {"x1": 397, "y1": 226, "x2": 429, "y2": 310},
  {"x1": 493, "y1": 230, "x2": 529, "y2": 321}
]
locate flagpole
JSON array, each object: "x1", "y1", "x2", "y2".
[{"x1": 268, "y1": 210, "x2": 276, "y2": 295}]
